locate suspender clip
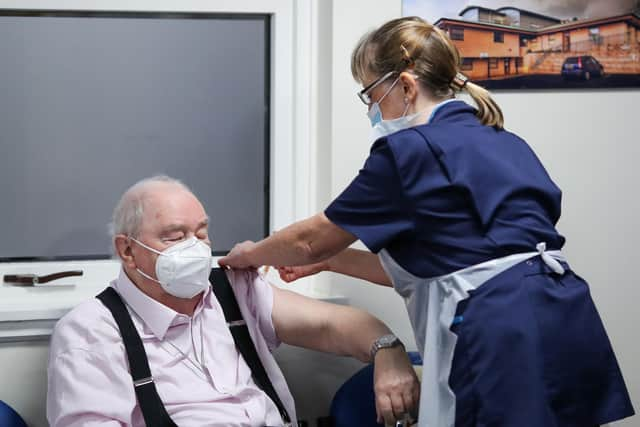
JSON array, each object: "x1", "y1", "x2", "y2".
[
  {"x1": 133, "y1": 376, "x2": 154, "y2": 387},
  {"x1": 227, "y1": 319, "x2": 247, "y2": 327}
]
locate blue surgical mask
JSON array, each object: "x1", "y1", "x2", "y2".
[
  {"x1": 366, "y1": 76, "x2": 400, "y2": 127},
  {"x1": 368, "y1": 103, "x2": 383, "y2": 127},
  {"x1": 367, "y1": 77, "x2": 427, "y2": 142},
  {"x1": 366, "y1": 74, "x2": 428, "y2": 142},
  {"x1": 369, "y1": 106, "x2": 427, "y2": 143}
]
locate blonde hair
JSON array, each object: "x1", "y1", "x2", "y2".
[{"x1": 351, "y1": 16, "x2": 504, "y2": 128}]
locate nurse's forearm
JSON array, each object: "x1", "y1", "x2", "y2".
[
  {"x1": 249, "y1": 213, "x2": 356, "y2": 267},
  {"x1": 327, "y1": 248, "x2": 393, "y2": 287}
]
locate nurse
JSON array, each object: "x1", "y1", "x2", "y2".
[{"x1": 220, "y1": 16, "x2": 635, "y2": 427}]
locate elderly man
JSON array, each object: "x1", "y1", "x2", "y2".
[{"x1": 47, "y1": 175, "x2": 419, "y2": 427}]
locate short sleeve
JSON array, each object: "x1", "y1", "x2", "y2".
[{"x1": 325, "y1": 139, "x2": 413, "y2": 253}]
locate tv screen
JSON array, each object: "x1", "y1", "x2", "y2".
[{"x1": 0, "y1": 11, "x2": 270, "y2": 259}]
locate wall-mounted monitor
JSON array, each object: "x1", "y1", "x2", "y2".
[{"x1": 0, "y1": 10, "x2": 270, "y2": 260}]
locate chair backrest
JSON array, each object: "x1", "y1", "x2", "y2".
[
  {"x1": 330, "y1": 352, "x2": 422, "y2": 427},
  {"x1": 0, "y1": 400, "x2": 28, "y2": 427}
]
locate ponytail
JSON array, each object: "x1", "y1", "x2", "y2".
[
  {"x1": 463, "y1": 81, "x2": 504, "y2": 129},
  {"x1": 449, "y1": 72, "x2": 504, "y2": 128}
]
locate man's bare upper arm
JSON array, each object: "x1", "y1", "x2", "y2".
[{"x1": 270, "y1": 285, "x2": 336, "y2": 350}]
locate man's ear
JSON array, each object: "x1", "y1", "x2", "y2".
[{"x1": 114, "y1": 235, "x2": 136, "y2": 269}]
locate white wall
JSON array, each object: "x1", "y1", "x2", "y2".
[
  {"x1": 319, "y1": 1, "x2": 640, "y2": 425},
  {"x1": 492, "y1": 90, "x2": 640, "y2": 427},
  {"x1": 321, "y1": 0, "x2": 417, "y2": 348},
  {"x1": 0, "y1": 342, "x2": 49, "y2": 427}
]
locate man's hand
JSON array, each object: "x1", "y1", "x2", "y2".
[
  {"x1": 218, "y1": 240, "x2": 257, "y2": 269},
  {"x1": 373, "y1": 346, "x2": 420, "y2": 426},
  {"x1": 276, "y1": 261, "x2": 329, "y2": 283}
]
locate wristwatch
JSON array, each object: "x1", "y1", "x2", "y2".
[{"x1": 370, "y1": 334, "x2": 404, "y2": 360}]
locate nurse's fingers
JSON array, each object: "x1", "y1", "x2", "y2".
[
  {"x1": 276, "y1": 266, "x2": 297, "y2": 283},
  {"x1": 218, "y1": 240, "x2": 257, "y2": 269},
  {"x1": 275, "y1": 263, "x2": 328, "y2": 283}
]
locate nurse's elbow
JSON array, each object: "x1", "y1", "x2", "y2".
[
  {"x1": 291, "y1": 213, "x2": 340, "y2": 263},
  {"x1": 293, "y1": 240, "x2": 325, "y2": 264}
]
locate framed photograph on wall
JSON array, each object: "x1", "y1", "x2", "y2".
[{"x1": 403, "y1": 0, "x2": 640, "y2": 89}]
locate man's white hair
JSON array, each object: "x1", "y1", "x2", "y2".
[{"x1": 109, "y1": 175, "x2": 192, "y2": 239}]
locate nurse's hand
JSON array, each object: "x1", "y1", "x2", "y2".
[
  {"x1": 373, "y1": 346, "x2": 420, "y2": 426},
  {"x1": 276, "y1": 262, "x2": 329, "y2": 283},
  {"x1": 218, "y1": 240, "x2": 257, "y2": 269}
]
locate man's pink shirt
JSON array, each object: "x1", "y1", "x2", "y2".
[{"x1": 47, "y1": 268, "x2": 296, "y2": 426}]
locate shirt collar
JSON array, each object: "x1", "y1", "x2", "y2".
[
  {"x1": 427, "y1": 98, "x2": 460, "y2": 123},
  {"x1": 112, "y1": 268, "x2": 212, "y2": 340}
]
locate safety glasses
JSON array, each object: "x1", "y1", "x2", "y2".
[{"x1": 357, "y1": 71, "x2": 396, "y2": 105}]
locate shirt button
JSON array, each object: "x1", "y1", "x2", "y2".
[{"x1": 526, "y1": 260, "x2": 533, "y2": 266}]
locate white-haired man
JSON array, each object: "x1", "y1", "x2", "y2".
[{"x1": 47, "y1": 175, "x2": 419, "y2": 427}]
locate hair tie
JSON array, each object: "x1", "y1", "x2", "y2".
[
  {"x1": 450, "y1": 72, "x2": 469, "y2": 90},
  {"x1": 400, "y1": 44, "x2": 415, "y2": 68}
]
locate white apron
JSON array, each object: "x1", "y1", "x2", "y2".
[{"x1": 378, "y1": 242, "x2": 566, "y2": 427}]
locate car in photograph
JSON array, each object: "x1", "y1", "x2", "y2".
[{"x1": 561, "y1": 55, "x2": 605, "y2": 80}]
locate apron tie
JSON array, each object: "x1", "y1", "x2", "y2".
[{"x1": 536, "y1": 242, "x2": 565, "y2": 275}]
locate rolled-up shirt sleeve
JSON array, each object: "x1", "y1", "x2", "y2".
[{"x1": 226, "y1": 269, "x2": 280, "y2": 351}]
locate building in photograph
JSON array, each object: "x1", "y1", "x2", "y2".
[{"x1": 434, "y1": 6, "x2": 640, "y2": 80}]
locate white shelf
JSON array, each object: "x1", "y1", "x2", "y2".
[
  {"x1": 0, "y1": 260, "x2": 346, "y2": 342},
  {"x1": 0, "y1": 293, "x2": 348, "y2": 343}
]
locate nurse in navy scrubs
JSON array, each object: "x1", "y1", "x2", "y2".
[{"x1": 220, "y1": 16, "x2": 635, "y2": 427}]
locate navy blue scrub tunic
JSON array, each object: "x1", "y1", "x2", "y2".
[{"x1": 325, "y1": 100, "x2": 635, "y2": 426}]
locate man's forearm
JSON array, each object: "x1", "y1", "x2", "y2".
[
  {"x1": 271, "y1": 287, "x2": 420, "y2": 425},
  {"x1": 324, "y1": 304, "x2": 393, "y2": 363},
  {"x1": 273, "y1": 287, "x2": 390, "y2": 362}
]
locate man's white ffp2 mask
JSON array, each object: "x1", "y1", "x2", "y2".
[{"x1": 130, "y1": 236, "x2": 213, "y2": 299}]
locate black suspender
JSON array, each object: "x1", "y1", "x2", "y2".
[
  {"x1": 96, "y1": 287, "x2": 177, "y2": 427},
  {"x1": 208, "y1": 268, "x2": 291, "y2": 425},
  {"x1": 96, "y1": 268, "x2": 291, "y2": 427}
]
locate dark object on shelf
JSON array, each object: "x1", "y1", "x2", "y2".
[{"x1": 3, "y1": 270, "x2": 83, "y2": 286}]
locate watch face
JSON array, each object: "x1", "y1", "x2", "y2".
[
  {"x1": 371, "y1": 334, "x2": 402, "y2": 360},
  {"x1": 379, "y1": 334, "x2": 397, "y2": 347}
]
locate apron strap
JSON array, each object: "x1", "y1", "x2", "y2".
[{"x1": 536, "y1": 242, "x2": 565, "y2": 275}]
